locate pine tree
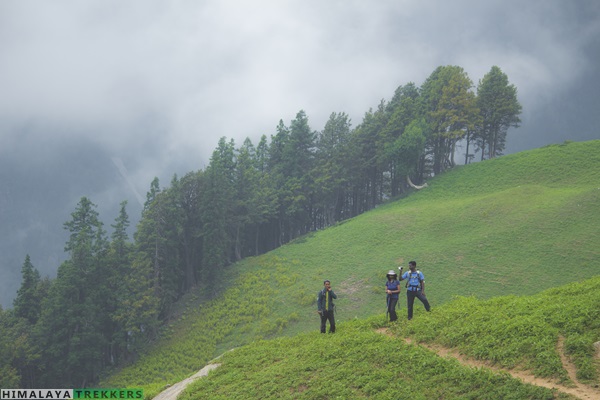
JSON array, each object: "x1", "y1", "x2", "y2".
[
  {"x1": 202, "y1": 137, "x2": 236, "y2": 283},
  {"x1": 476, "y1": 66, "x2": 522, "y2": 159},
  {"x1": 13, "y1": 255, "x2": 42, "y2": 324},
  {"x1": 106, "y1": 201, "x2": 133, "y2": 365},
  {"x1": 421, "y1": 65, "x2": 479, "y2": 174},
  {"x1": 0, "y1": 307, "x2": 21, "y2": 387},
  {"x1": 380, "y1": 83, "x2": 423, "y2": 195},
  {"x1": 36, "y1": 197, "x2": 109, "y2": 386},
  {"x1": 314, "y1": 112, "x2": 352, "y2": 226}
]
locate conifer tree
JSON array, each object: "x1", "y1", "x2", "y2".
[
  {"x1": 0, "y1": 307, "x2": 21, "y2": 387},
  {"x1": 314, "y1": 112, "x2": 352, "y2": 226},
  {"x1": 381, "y1": 83, "x2": 423, "y2": 194},
  {"x1": 178, "y1": 171, "x2": 205, "y2": 290},
  {"x1": 106, "y1": 201, "x2": 133, "y2": 365},
  {"x1": 351, "y1": 101, "x2": 388, "y2": 213},
  {"x1": 13, "y1": 255, "x2": 42, "y2": 324},
  {"x1": 421, "y1": 65, "x2": 479, "y2": 174},
  {"x1": 268, "y1": 120, "x2": 290, "y2": 246},
  {"x1": 476, "y1": 66, "x2": 522, "y2": 159},
  {"x1": 36, "y1": 197, "x2": 109, "y2": 386},
  {"x1": 126, "y1": 180, "x2": 169, "y2": 337},
  {"x1": 281, "y1": 110, "x2": 316, "y2": 236},
  {"x1": 202, "y1": 137, "x2": 236, "y2": 282}
]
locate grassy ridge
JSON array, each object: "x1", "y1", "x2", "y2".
[
  {"x1": 101, "y1": 140, "x2": 600, "y2": 397},
  {"x1": 182, "y1": 276, "x2": 600, "y2": 399},
  {"x1": 393, "y1": 277, "x2": 600, "y2": 383}
]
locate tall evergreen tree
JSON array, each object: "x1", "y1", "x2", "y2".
[
  {"x1": 381, "y1": 83, "x2": 423, "y2": 195},
  {"x1": 421, "y1": 65, "x2": 479, "y2": 174},
  {"x1": 13, "y1": 255, "x2": 42, "y2": 324},
  {"x1": 36, "y1": 197, "x2": 109, "y2": 386},
  {"x1": 157, "y1": 175, "x2": 186, "y2": 313},
  {"x1": 281, "y1": 110, "x2": 317, "y2": 236},
  {"x1": 105, "y1": 201, "x2": 133, "y2": 365},
  {"x1": 252, "y1": 134, "x2": 279, "y2": 253},
  {"x1": 394, "y1": 118, "x2": 428, "y2": 183},
  {"x1": 268, "y1": 120, "x2": 290, "y2": 246},
  {"x1": 255, "y1": 134, "x2": 270, "y2": 174},
  {"x1": 144, "y1": 177, "x2": 161, "y2": 211},
  {"x1": 178, "y1": 171, "x2": 205, "y2": 290},
  {"x1": 202, "y1": 137, "x2": 236, "y2": 282},
  {"x1": 314, "y1": 112, "x2": 352, "y2": 226},
  {"x1": 233, "y1": 138, "x2": 260, "y2": 260},
  {"x1": 0, "y1": 307, "x2": 21, "y2": 387},
  {"x1": 476, "y1": 66, "x2": 522, "y2": 159},
  {"x1": 131, "y1": 178, "x2": 179, "y2": 323},
  {"x1": 350, "y1": 101, "x2": 388, "y2": 213}
]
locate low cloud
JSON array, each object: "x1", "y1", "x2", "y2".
[{"x1": 1, "y1": 0, "x2": 599, "y2": 306}]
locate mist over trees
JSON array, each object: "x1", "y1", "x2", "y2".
[{"x1": 0, "y1": 65, "x2": 521, "y2": 388}]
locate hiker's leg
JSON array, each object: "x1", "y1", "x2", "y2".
[
  {"x1": 389, "y1": 298, "x2": 398, "y2": 321},
  {"x1": 406, "y1": 291, "x2": 415, "y2": 320},
  {"x1": 328, "y1": 311, "x2": 335, "y2": 333},
  {"x1": 416, "y1": 292, "x2": 431, "y2": 311},
  {"x1": 320, "y1": 313, "x2": 327, "y2": 333}
]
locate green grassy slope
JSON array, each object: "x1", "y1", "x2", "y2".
[
  {"x1": 102, "y1": 140, "x2": 600, "y2": 397},
  {"x1": 182, "y1": 277, "x2": 600, "y2": 400}
]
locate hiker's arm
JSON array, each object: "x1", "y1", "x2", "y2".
[
  {"x1": 330, "y1": 290, "x2": 337, "y2": 299},
  {"x1": 317, "y1": 292, "x2": 323, "y2": 312},
  {"x1": 421, "y1": 281, "x2": 425, "y2": 295}
]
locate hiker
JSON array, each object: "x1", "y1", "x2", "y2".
[
  {"x1": 385, "y1": 269, "x2": 401, "y2": 321},
  {"x1": 317, "y1": 280, "x2": 337, "y2": 333},
  {"x1": 399, "y1": 261, "x2": 431, "y2": 320}
]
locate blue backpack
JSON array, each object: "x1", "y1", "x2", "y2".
[{"x1": 405, "y1": 270, "x2": 422, "y2": 290}]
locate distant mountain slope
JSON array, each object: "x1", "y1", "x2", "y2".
[{"x1": 103, "y1": 140, "x2": 600, "y2": 396}]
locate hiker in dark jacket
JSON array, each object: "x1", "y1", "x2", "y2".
[{"x1": 317, "y1": 280, "x2": 337, "y2": 333}]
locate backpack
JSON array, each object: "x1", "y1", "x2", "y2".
[{"x1": 405, "y1": 270, "x2": 422, "y2": 289}]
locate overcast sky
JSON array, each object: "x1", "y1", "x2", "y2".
[{"x1": 1, "y1": 0, "x2": 599, "y2": 306}]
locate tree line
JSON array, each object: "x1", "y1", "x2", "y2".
[{"x1": 0, "y1": 65, "x2": 521, "y2": 387}]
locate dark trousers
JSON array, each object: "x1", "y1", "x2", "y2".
[
  {"x1": 320, "y1": 310, "x2": 335, "y2": 333},
  {"x1": 406, "y1": 290, "x2": 430, "y2": 320},
  {"x1": 387, "y1": 297, "x2": 398, "y2": 321}
]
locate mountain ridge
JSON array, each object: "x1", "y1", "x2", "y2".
[{"x1": 102, "y1": 140, "x2": 600, "y2": 398}]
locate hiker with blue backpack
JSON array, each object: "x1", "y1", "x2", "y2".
[{"x1": 400, "y1": 261, "x2": 431, "y2": 320}]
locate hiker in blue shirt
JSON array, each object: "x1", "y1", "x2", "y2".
[
  {"x1": 400, "y1": 261, "x2": 431, "y2": 320},
  {"x1": 385, "y1": 270, "x2": 401, "y2": 321},
  {"x1": 317, "y1": 280, "x2": 337, "y2": 333}
]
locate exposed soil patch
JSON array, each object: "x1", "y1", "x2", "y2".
[
  {"x1": 338, "y1": 276, "x2": 368, "y2": 295},
  {"x1": 377, "y1": 328, "x2": 600, "y2": 400},
  {"x1": 337, "y1": 276, "x2": 369, "y2": 310}
]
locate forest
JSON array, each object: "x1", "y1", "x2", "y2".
[{"x1": 0, "y1": 65, "x2": 521, "y2": 388}]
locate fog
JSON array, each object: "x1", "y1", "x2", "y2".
[{"x1": 1, "y1": 0, "x2": 599, "y2": 307}]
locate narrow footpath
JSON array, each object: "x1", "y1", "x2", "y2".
[
  {"x1": 377, "y1": 328, "x2": 600, "y2": 400},
  {"x1": 152, "y1": 332, "x2": 599, "y2": 400},
  {"x1": 152, "y1": 364, "x2": 220, "y2": 400}
]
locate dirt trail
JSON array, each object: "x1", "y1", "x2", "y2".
[
  {"x1": 152, "y1": 363, "x2": 220, "y2": 400},
  {"x1": 376, "y1": 328, "x2": 600, "y2": 400},
  {"x1": 152, "y1": 333, "x2": 599, "y2": 400}
]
